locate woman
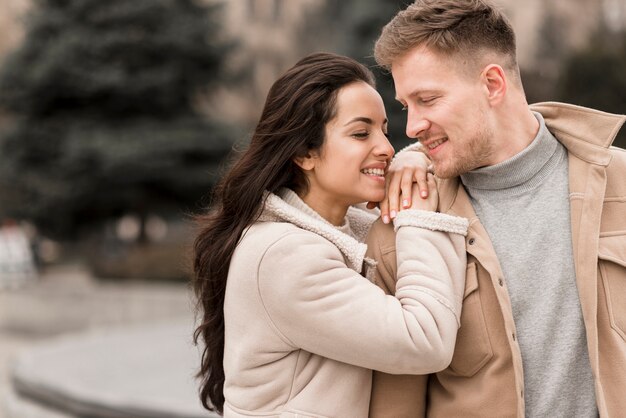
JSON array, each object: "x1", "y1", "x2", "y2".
[{"x1": 193, "y1": 52, "x2": 468, "y2": 417}]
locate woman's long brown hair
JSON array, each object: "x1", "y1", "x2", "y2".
[{"x1": 192, "y1": 52, "x2": 375, "y2": 413}]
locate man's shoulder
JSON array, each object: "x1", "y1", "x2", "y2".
[
  {"x1": 366, "y1": 218, "x2": 396, "y2": 251},
  {"x1": 365, "y1": 219, "x2": 398, "y2": 294}
]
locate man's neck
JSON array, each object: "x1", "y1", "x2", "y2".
[{"x1": 487, "y1": 102, "x2": 540, "y2": 166}]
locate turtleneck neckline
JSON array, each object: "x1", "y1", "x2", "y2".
[{"x1": 460, "y1": 112, "x2": 562, "y2": 193}]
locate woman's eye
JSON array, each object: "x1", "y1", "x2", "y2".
[
  {"x1": 352, "y1": 132, "x2": 369, "y2": 139},
  {"x1": 420, "y1": 97, "x2": 437, "y2": 104}
]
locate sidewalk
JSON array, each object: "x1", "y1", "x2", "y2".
[{"x1": 0, "y1": 263, "x2": 211, "y2": 417}]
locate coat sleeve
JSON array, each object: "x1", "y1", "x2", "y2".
[{"x1": 256, "y1": 211, "x2": 467, "y2": 375}]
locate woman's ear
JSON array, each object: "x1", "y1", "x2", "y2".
[{"x1": 294, "y1": 151, "x2": 318, "y2": 171}]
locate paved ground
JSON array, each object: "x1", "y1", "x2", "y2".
[{"x1": 0, "y1": 263, "x2": 198, "y2": 418}]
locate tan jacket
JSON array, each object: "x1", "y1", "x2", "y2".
[
  {"x1": 366, "y1": 102, "x2": 626, "y2": 418},
  {"x1": 222, "y1": 189, "x2": 468, "y2": 417}
]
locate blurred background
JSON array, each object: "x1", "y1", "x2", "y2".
[{"x1": 0, "y1": 0, "x2": 624, "y2": 417}]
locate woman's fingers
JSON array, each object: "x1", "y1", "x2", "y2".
[
  {"x1": 380, "y1": 149, "x2": 432, "y2": 224},
  {"x1": 409, "y1": 173, "x2": 438, "y2": 212},
  {"x1": 400, "y1": 168, "x2": 415, "y2": 209}
]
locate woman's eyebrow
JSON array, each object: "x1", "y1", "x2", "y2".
[{"x1": 344, "y1": 116, "x2": 373, "y2": 126}]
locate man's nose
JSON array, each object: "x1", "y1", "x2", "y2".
[{"x1": 405, "y1": 109, "x2": 430, "y2": 140}]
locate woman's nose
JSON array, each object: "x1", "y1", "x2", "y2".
[{"x1": 374, "y1": 132, "x2": 395, "y2": 158}]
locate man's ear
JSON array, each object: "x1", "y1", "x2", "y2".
[
  {"x1": 294, "y1": 151, "x2": 318, "y2": 171},
  {"x1": 481, "y1": 64, "x2": 507, "y2": 105}
]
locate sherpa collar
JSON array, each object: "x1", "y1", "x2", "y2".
[{"x1": 258, "y1": 189, "x2": 378, "y2": 273}]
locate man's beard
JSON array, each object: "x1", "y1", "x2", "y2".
[{"x1": 432, "y1": 127, "x2": 494, "y2": 179}]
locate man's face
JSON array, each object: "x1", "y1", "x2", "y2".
[{"x1": 392, "y1": 46, "x2": 495, "y2": 178}]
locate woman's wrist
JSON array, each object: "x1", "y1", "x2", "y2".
[{"x1": 393, "y1": 209, "x2": 469, "y2": 236}]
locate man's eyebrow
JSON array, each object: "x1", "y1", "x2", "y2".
[{"x1": 395, "y1": 89, "x2": 438, "y2": 102}]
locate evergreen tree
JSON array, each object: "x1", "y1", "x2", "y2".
[
  {"x1": 557, "y1": 30, "x2": 626, "y2": 148},
  {"x1": 0, "y1": 0, "x2": 235, "y2": 239}
]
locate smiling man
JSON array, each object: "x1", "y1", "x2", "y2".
[{"x1": 365, "y1": 1, "x2": 626, "y2": 417}]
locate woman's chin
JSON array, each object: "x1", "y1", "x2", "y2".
[{"x1": 363, "y1": 192, "x2": 385, "y2": 205}]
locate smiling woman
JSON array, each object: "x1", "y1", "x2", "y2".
[
  {"x1": 192, "y1": 52, "x2": 469, "y2": 417},
  {"x1": 293, "y1": 81, "x2": 394, "y2": 225}
]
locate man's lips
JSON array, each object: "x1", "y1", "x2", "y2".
[{"x1": 421, "y1": 137, "x2": 448, "y2": 150}]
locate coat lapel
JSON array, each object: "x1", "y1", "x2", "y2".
[
  {"x1": 566, "y1": 155, "x2": 607, "y2": 392},
  {"x1": 438, "y1": 178, "x2": 504, "y2": 284}
]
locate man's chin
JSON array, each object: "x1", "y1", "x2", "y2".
[{"x1": 432, "y1": 166, "x2": 455, "y2": 179}]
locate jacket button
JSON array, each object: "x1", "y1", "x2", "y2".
[
  {"x1": 498, "y1": 278, "x2": 504, "y2": 286},
  {"x1": 468, "y1": 238, "x2": 475, "y2": 245},
  {"x1": 512, "y1": 333, "x2": 516, "y2": 341}
]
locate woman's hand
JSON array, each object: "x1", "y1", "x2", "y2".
[
  {"x1": 408, "y1": 172, "x2": 438, "y2": 212},
  {"x1": 367, "y1": 149, "x2": 432, "y2": 224}
]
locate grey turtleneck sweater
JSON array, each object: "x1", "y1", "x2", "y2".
[{"x1": 460, "y1": 113, "x2": 597, "y2": 417}]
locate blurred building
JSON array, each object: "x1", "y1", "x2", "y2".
[
  {"x1": 1, "y1": 0, "x2": 624, "y2": 127},
  {"x1": 0, "y1": 0, "x2": 30, "y2": 126},
  {"x1": 0, "y1": 0, "x2": 30, "y2": 63},
  {"x1": 200, "y1": 0, "x2": 327, "y2": 128},
  {"x1": 494, "y1": 0, "x2": 626, "y2": 77},
  {"x1": 209, "y1": 0, "x2": 626, "y2": 127}
]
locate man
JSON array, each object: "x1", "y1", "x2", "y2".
[{"x1": 365, "y1": 0, "x2": 626, "y2": 417}]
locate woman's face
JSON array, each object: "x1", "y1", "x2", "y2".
[{"x1": 301, "y1": 81, "x2": 394, "y2": 209}]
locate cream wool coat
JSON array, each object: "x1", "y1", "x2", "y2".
[{"x1": 222, "y1": 189, "x2": 468, "y2": 417}]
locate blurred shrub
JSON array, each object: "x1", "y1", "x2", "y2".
[
  {"x1": 0, "y1": 0, "x2": 236, "y2": 239},
  {"x1": 557, "y1": 30, "x2": 626, "y2": 148}
]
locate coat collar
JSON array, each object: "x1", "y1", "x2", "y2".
[
  {"x1": 530, "y1": 102, "x2": 625, "y2": 166},
  {"x1": 258, "y1": 189, "x2": 378, "y2": 273}
]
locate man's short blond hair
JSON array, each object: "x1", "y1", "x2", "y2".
[{"x1": 375, "y1": 0, "x2": 518, "y2": 75}]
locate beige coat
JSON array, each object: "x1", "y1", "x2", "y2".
[
  {"x1": 367, "y1": 102, "x2": 626, "y2": 418},
  {"x1": 222, "y1": 189, "x2": 468, "y2": 417}
]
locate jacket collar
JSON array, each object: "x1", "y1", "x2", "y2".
[
  {"x1": 258, "y1": 189, "x2": 378, "y2": 273},
  {"x1": 530, "y1": 102, "x2": 625, "y2": 166},
  {"x1": 439, "y1": 102, "x2": 626, "y2": 214}
]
